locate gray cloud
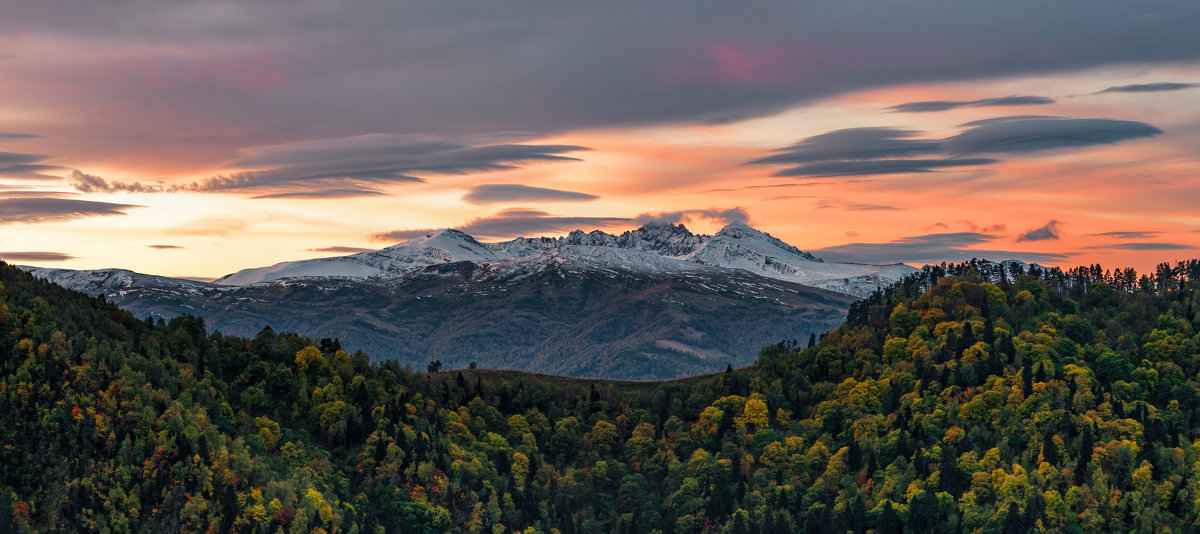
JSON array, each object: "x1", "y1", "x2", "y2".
[
  {"x1": 1096, "y1": 82, "x2": 1198, "y2": 94},
  {"x1": 889, "y1": 95, "x2": 1055, "y2": 113},
  {"x1": 462, "y1": 184, "x2": 599, "y2": 205},
  {"x1": 811, "y1": 232, "x2": 1071, "y2": 264},
  {"x1": 750, "y1": 128, "x2": 941, "y2": 165},
  {"x1": 0, "y1": 197, "x2": 141, "y2": 224},
  {"x1": 251, "y1": 187, "x2": 385, "y2": 199},
  {"x1": 631, "y1": 207, "x2": 750, "y2": 225},
  {"x1": 753, "y1": 116, "x2": 1161, "y2": 178},
  {"x1": 68, "y1": 170, "x2": 165, "y2": 193},
  {"x1": 5, "y1": 1, "x2": 1199, "y2": 164},
  {"x1": 1017, "y1": 220, "x2": 1063, "y2": 242},
  {"x1": 0, "y1": 150, "x2": 62, "y2": 179},
  {"x1": 147, "y1": 244, "x2": 184, "y2": 249},
  {"x1": 0, "y1": 251, "x2": 76, "y2": 262},
  {"x1": 0, "y1": 132, "x2": 40, "y2": 139},
  {"x1": 309, "y1": 246, "x2": 374, "y2": 254},
  {"x1": 772, "y1": 158, "x2": 996, "y2": 177},
  {"x1": 747, "y1": 127, "x2": 994, "y2": 177},
  {"x1": 943, "y1": 117, "x2": 1161, "y2": 155},
  {"x1": 1089, "y1": 230, "x2": 1162, "y2": 239},
  {"x1": 1086, "y1": 242, "x2": 1193, "y2": 250},
  {"x1": 70, "y1": 135, "x2": 588, "y2": 196}
]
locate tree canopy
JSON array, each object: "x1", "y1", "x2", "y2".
[{"x1": 5, "y1": 257, "x2": 1200, "y2": 532}]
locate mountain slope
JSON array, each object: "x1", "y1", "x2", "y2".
[
  {"x1": 28, "y1": 259, "x2": 853, "y2": 379},
  {"x1": 24, "y1": 222, "x2": 911, "y2": 378}
]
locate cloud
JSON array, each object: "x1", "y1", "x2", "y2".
[
  {"x1": 0, "y1": 132, "x2": 40, "y2": 139},
  {"x1": 147, "y1": 244, "x2": 184, "y2": 249},
  {"x1": 750, "y1": 128, "x2": 941, "y2": 165},
  {"x1": 251, "y1": 187, "x2": 386, "y2": 199},
  {"x1": 6, "y1": 1, "x2": 1199, "y2": 162},
  {"x1": 751, "y1": 116, "x2": 1162, "y2": 178},
  {"x1": 815, "y1": 199, "x2": 901, "y2": 211},
  {"x1": 948, "y1": 220, "x2": 1006, "y2": 233},
  {"x1": 631, "y1": 207, "x2": 750, "y2": 225},
  {"x1": 810, "y1": 232, "x2": 1071, "y2": 264},
  {"x1": 0, "y1": 251, "x2": 76, "y2": 262},
  {"x1": 889, "y1": 95, "x2": 1055, "y2": 113},
  {"x1": 462, "y1": 184, "x2": 599, "y2": 205},
  {"x1": 1088, "y1": 230, "x2": 1162, "y2": 239},
  {"x1": 1096, "y1": 82, "x2": 1198, "y2": 94},
  {"x1": 1017, "y1": 220, "x2": 1063, "y2": 242},
  {"x1": 70, "y1": 135, "x2": 588, "y2": 196},
  {"x1": 0, "y1": 197, "x2": 140, "y2": 224},
  {"x1": 943, "y1": 117, "x2": 1162, "y2": 155},
  {"x1": 309, "y1": 246, "x2": 374, "y2": 254},
  {"x1": 371, "y1": 208, "x2": 631, "y2": 241},
  {"x1": 372, "y1": 206, "x2": 751, "y2": 242},
  {"x1": 744, "y1": 183, "x2": 820, "y2": 189},
  {"x1": 0, "y1": 150, "x2": 62, "y2": 179},
  {"x1": 1087, "y1": 242, "x2": 1193, "y2": 250},
  {"x1": 697, "y1": 183, "x2": 819, "y2": 194},
  {"x1": 68, "y1": 170, "x2": 165, "y2": 193},
  {"x1": 772, "y1": 158, "x2": 996, "y2": 177},
  {"x1": 0, "y1": 191, "x2": 78, "y2": 199},
  {"x1": 369, "y1": 228, "x2": 446, "y2": 242},
  {"x1": 747, "y1": 127, "x2": 995, "y2": 177}
]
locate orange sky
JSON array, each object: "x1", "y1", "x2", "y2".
[{"x1": 1, "y1": 5, "x2": 1199, "y2": 279}]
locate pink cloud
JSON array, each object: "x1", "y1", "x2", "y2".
[
  {"x1": 660, "y1": 41, "x2": 838, "y2": 86},
  {"x1": 706, "y1": 42, "x2": 790, "y2": 84}
]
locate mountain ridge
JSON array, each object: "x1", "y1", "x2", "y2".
[
  {"x1": 211, "y1": 222, "x2": 912, "y2": 295},
  {"x1": 22, "y1": 222, "x2": 913, "y2": 378}
]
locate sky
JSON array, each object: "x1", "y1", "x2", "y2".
[{"x1": 2, "y1": 0, "x2": 1200, "y2": 279}]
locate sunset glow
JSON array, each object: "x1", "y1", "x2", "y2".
[{"x1": 2, "y1": 2, "x2": 1198, "y2": 278}]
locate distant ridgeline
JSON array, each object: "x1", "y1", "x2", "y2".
[{"x1": 4, "y1": 257, "x2": 1200, "y2": 532}]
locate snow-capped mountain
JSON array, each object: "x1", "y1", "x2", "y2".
[
  {"x1": 20, "y1": 222, "x2": 917, "y2": 379},
  {"x1": 214, "y1": 229, "x2": 503, "y2": 285},
  {"x1": 213, "y1": 222, "x2": 914, "y2": 297}
]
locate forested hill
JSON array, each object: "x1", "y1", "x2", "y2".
[{"x1": 5, "y1": 257, "x2": 1200, "y2": 533}]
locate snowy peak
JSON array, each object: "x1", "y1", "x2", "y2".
[
  {"x1": 382, "y1": 228, "x2": 486, "y2": 254},
  {"x1": 561, "y1": 222, "x2": 706, "y2": 257},
  {"x1": 207, "y1": 221, "x2": 913, "y2": 297},
  {"x1": 617, "y1": 222, "x2": 707, "y2": 257},
  {"x1": 690, "y1": 222, "x2": 823, "y2": 279},
  {"x1": 709, "y1": 222, "x2": 820, "y2": 262},
  {"x1": 215, "y1": 228, "x2": 502, "y2": 285},
  {"x1": 22, "y1": 266, "x2": 207, "y2": 293},
  {"x1": 373, "y1": 228, "x2": 501, "y2": 264}
]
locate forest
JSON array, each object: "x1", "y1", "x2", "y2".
[{"x1": 5, "y1": 257, "x2": 1200, "y2": 533}]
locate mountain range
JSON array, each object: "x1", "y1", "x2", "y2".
[{"x1": 24, "y1": 222, "x2": 915, "y2": 379}]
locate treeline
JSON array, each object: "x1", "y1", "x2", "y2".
[{"x1": 6, "y1": 256, "x2": 1200, "y2": 532}]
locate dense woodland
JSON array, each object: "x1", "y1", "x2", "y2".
[{"x1": 5, "y1": 257, "x2": 1200, "y2": 532}]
